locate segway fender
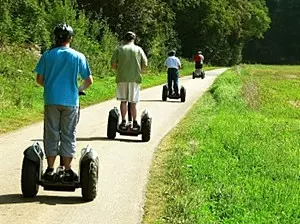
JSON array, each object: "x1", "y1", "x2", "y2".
[
  {"x1": 80, "y1": 145, "x2": 99, "y2": 165},
  {"x1": 23, "y1": 142, "x2": 44, "y2": 164},
  {"x1": 141, "y1": 109, "x2": 152, "y2": 121},
  {"x1": 109, "y1": 107, "x2": 120, "y2": 120}
]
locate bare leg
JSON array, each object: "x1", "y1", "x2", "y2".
[
  {"x1": 63, "y1": 157, "x2": 73, "y2": 170},
  {"x1": 47, "y1": 156, "x2": 56, "y2": 169},
  {"x1": 130, "y1": 103, "x2": 137, "y2": 121},
  {"x1": 120, "y1": 101, "x2": 127, "y2": 120}
]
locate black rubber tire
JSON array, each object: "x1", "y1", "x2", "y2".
[
  {"x1": 141, "y1": 119, "x2": 151, "y2": 142},
  {"x1": 81, "y1": 158, "x2": 99, "y2": 202},
  {"x1": 107, "y1": 114, "x2": 117, "y2": 139},
  {"x1": 21, "y1": 157, "x2": 39, "y2": 198},
  {"x1": 162, "y1": 85, "x2": 168, "y2": 101},
  {"x1": 192, "y1": 72, "x2": 195, "y2": 79},
  {"x1": 180, "y1": 87, "x2": 186, "y2": 102},
  {"x1": 201, "y1": 71, "x2": 205, "y2": 79}
]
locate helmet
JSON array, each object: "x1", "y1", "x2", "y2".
[
  {"x1": 53, "y1": 23, "x2": 74, "y2": 42},
  {"x1": 198, "y1": 51, "x2": 202, "y2": 54},
  {"x1": 168, "y1": 50, "x2": 176, "y2": 56},
  {"x1": 124, "y1": 31, "x2": 136, "y2": 41}
]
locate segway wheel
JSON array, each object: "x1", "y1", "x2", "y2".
[
  {"x1": 107, "y1": 113, "x2": 117, "y2": 139},
  {"x1": 192, "y1": 72, "x2": 195, "y2": 79},
  {"x1": 81, "y1": 158, "x2": 99, "y2": 202},
  {"x1": 21, "y1": 157, "x2": 39, "y2": 197},
  {"x1": 180, "y1": 87, "x2": 186, "y2": 102},
  {"x1": 201, "y1": 71, "x2": 205, "y2": 79},
  {"x1": 141, "y1": 118, "x2": 151, "y2": 142},
  {"x1": 162, "y1": 85, "x2": 168, "y2": 101}
]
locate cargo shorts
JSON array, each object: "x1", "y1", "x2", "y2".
[{"x1": 44, "y1": 105, "x2": 79, "y2": 157}]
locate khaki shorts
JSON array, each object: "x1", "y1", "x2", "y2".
[{"x1": 116, "y1": 82, "x2": 140, "y2": 103}]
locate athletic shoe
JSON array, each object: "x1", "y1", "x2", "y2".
[
  {"x1": 119, "y1": 120, "x2": 127, "y2": 130},
  {"x1": 63, "y1": 169, "x2": 78, "y2": 182},
  {"x1": 43, "y1": 167, "x2": 55, "y2": 181},
  {"x1": 132, "y1": 121, "x2": 140, "y2": 131}
]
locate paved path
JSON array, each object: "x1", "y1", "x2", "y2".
[{"x1": 0, "y1": 68, "x2": 227, "y2": 224}]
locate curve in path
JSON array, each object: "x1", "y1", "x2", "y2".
[{"x1": 0, "y1": 68, "x2": 227, "y2": 224}]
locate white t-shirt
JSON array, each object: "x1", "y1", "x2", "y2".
[{"x1": 164, "y1": 56, "x2": 181, "y2": 69}]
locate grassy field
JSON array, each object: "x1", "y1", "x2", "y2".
[
  {"x1": 143, "y1": 65, "x2": 300, "y2": 223},
  {"x1": 0, "y1": 46, "x2": 215, "y2": 134}
]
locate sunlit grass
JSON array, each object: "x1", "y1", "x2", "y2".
[{"x1": 143, "y1": 65, "x2": 300, "y2": 223}]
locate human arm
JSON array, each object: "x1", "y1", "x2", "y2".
[
  {"x1": 79, "y1": 54, "x2": 93, "y2": 91},
  {"x1": 79, "y1": 75, "x2": 93, "y2": 92},
  {"x1": 36, "y1": 74, "x2": 44, "y2": 86},
  {"x1": 35, "y1": 53, "x2": 46, "y2": 87},
  {"x1": 111, "y1": 63, "x2": 117, "y2": 70},
  {"x1": 177, "y1": 57, "x2": 182, "y2": 70},
  {"x1": 140, "y1": 48, "x2": 148, "y2": 72},
  {"x1": 111, "y1": 48, "x2": 118, "y2": 70}
]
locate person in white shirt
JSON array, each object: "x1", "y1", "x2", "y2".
[{"x1": 164, "y1": 50, "x2": 181, "y2": 96}]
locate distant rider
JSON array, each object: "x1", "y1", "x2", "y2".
[
  {"x1": 164, "y1": 50, "x2": 181, "y2": 96},
  {"x1": 193, "y1": 51, "x2": 204, "y2": 70}
]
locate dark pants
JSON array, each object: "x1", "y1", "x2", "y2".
[
  {"x1": 167, "y1": 68, "x2": 179, "y2": 95},
  {"x1": 195, "y1": 62, "x2": 203, "y2": 69}
]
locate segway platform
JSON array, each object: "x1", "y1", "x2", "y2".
[
  {"x1": 21, "y1": 142, "x2": 99, "y2": 201},
  {"x1": 118, "y1": 123, "x2": 141, "y2": 136},
  {"x1": 107, "y1": 103, "x2": 152, "y2": 142},
  {"x1": 192, "y1": 69, "x2": 205, "y2": 79},
  {"x1": 162, "y1": 85, "x2": 186, "y2": 102}
]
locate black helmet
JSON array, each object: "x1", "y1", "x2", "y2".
[
  {"x1": 124, "y1": 31, "x2": 136, "y2": 41},
  {"x1": 53, "y1": 23, "x2": 74, "y2": 42},
  {"x1": 168, "y1": 50, "x2": 176, "y2": 56}
]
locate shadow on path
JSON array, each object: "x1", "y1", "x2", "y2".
[
  {"x1": 0, "y1": 194, "x2": 86, "y2": 205},
  {"x1": 140, "y1": 99, "x2": 182, "y2": 103},
  {"x1": 31, "y1": 136, "x2": 143, "y2": 143}
]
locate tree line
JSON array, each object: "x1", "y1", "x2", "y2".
[
  {"x1": 1, "y1": 0, "x2": 298, "y2": 66},
  {"x1": 243, "y1": 0, "x2": 300, "y2": 64}
]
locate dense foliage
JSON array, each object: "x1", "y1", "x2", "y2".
[
  {"x1": 243, "y1": 0, "x2": 300, "y2": 64},
  {"x1": 0, "y1": 0, "x2": 271, "y2": 67}
]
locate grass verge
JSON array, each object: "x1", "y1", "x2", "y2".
[{"x1": 143, "y1": 64, "x2": 300, "y2": 223}]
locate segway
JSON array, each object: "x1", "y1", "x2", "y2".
[
  {"x1": 21, "y1": 142, "x2": 99, "y2": 201},
  {"x1": 21, "y1": 91, "x2": 99, "y2": 202},
  {"x1": 107, "y1": 102, "x2": 152, "y2": 142},
  {"x1": 162, "y1": 85, "x2": 186, "y2": 102},
  {"x1": 192, "y1": 68, "x2": 205, "y2": 79}
]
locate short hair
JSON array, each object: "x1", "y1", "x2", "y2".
[
  {"x1": 168, "y1": 50, "x2": 176, "y2": 56},
  {"x1": 124, "y1": 31, "x2": 136, "y2": 41}
]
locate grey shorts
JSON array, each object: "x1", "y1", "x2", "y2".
[
  {"x1": 44, "y1": 105, "x2": 79, "y2": 157},
  {"x1": 116, "y1": 82, "x2": 140, "y2": 103}
]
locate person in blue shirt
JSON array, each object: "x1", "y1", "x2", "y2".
[
  {"x1": 35, "y1": 23, "x2": 93, "y2": 182},
  {"x1": 164, "y1": 50, "x2": 181, "y2": 96}
]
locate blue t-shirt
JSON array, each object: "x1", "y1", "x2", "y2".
[{"x1": 35, "y1": 46, "x2": 91, "y2": 106}]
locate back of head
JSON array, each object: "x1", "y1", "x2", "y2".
[
  {"x1": 124, "y1": 31, "x2": 136, "y2": 42},
  {"x1": 53, "y1": 23, "x2": 74, "y2": 45},
  {"x1": 168, "y1": 50, "x2": 176, "y2": 57}
]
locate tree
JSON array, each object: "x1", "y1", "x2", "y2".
[{"x1": 171, "y1": 0, "x2": 270, "y2": 65}]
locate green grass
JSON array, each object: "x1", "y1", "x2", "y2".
[
  {"x1": 0, "y1": 46, "x2": 216, "y2": 134},
  {"x1": 143, "y1": 65, "x2": 300, "y2": 224}
]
